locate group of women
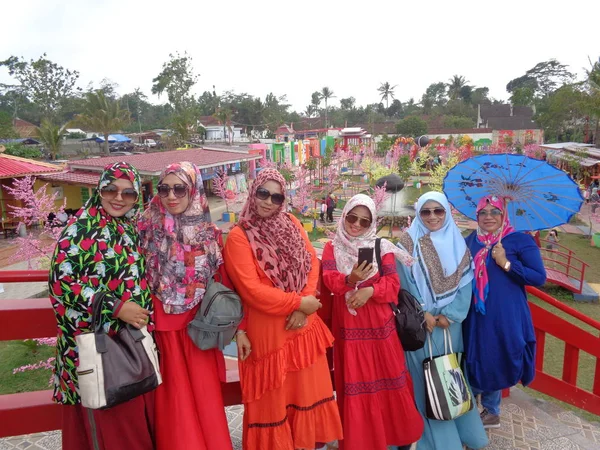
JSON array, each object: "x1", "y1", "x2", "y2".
[{"x1": 49, "y1": 161, "x2": 546, "y2": 450}]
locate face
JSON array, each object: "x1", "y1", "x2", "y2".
[
  {"x1": 344, "y1": 205, "x2": 372, "y2": 237},
  {"x1": 477, "y1": 203, "x2": 503, "y2": 233},
  {"x1": 419, "y1": 200, "x2": 446, "y2": 232},
  {"x1": 255, "y1": 180, "x2": 284, "y2": 219},
  {"x1": 158, "y1": 173, "x2": 191, "y2": 215},
  {"x1": 99, "y1": 178, "x2": 137, "y2": 218}
]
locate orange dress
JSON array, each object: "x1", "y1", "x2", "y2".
[{"x1": 224, "y1": 216, "x2": 343, "y2": 450}]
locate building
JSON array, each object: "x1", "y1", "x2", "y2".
[
  {"x1": 275, "y1": 124, "x2": 295, "y2": 142},
  {"x1": 541, "y1": 143, "x2": 600, "y2": 183},
  {"x1": 477, "y1": 104, "x2": 544, "y2": 145},
  {"x1": 198, "y1": 116, "x2": 243, "y2": 142},
  {"x1": 338, "y1": 127, "x2": 372, "y2": 151},
  {"x1": 12, "y1": 118, "x2": 37, "y2": 139}
]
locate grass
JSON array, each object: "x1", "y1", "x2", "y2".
[{"x1": 0, "y1": 341, "x2": 55, "y2": 395}]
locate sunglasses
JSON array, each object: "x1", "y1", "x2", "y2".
[
  {"x1": 99, "y1": 184, "x2": 138, "y2": 202},
  {"x1": 345, "y1": 214, "x2": 372, "y2": 228},
  {"x1": 255, "y1": 187, "x2": 285, "y2": 205},
  {"x1": 419, "y1": 207, "x2": 446, "y2": 218},
  {"x1": 477, "y1": 209, "x2": 502, "y2": 217},
  {"x1": 157, "y1": 184, "x2": 189, "y2": 198}
]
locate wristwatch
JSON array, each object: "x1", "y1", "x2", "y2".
[{"x1": 503, "y1": 261, "x2": 511, "y2": 272}]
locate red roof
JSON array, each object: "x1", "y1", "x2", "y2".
[
  {"x1": 0, "y1": 154, "x2": 62, "y2": 179},
  {"x1": 68, "y1": 148, "x2": 261, "y2": 174},
  {"x1": 39, "y1": 171, "x2": 101, "y2": 186}
]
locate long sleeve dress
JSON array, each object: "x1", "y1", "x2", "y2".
[
  {"x1": 321, "y1": 242, "x2": 423, "y2": 450},
  {"x1": 463, "y1": 231, "x2": 547, "y2": 392},
  {"x1": 397, "y1": 263, "x2": 488, "y2": 450},
  {"x1": 224, "y1": 215, "x2": 343, "y2": 450}
]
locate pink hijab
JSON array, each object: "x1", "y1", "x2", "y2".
[
  {"x1": 472, "y1": 195, "x2": 515, "y2": 314},
  {"x1": 238, "y1": 168, "x2": 312, "y2": 293}
]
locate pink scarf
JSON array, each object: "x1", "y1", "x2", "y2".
[
  {"x1": 238, "y1": 168, "x2": 312, "y2": 293},
  {"x1": 472, "y1": 195, "x2": 515, "y2": 314}
]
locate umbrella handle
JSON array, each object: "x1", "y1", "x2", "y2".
[{"x1": 498, "y1": 198, "x2": 509, "y2": 244}]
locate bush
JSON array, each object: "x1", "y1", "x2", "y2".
[{"x1": 3, "y1": 143, "x2": 42, "y2": 159}]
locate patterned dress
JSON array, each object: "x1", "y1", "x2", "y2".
[{"x1": 48, "y1": 162, "x2": 152, "y2": 405}]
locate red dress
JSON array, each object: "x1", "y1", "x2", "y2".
[{"x1": 322, "y1": 242, "x2": 424, "y2": 450}]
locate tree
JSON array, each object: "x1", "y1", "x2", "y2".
[
  {"x1": 151, "y1": 52, "x2": 198, "y2": 112},
  {"x1": 447, "y1": 75, "x2": 469, "y2": 100},
  {"x1": 535, "y1": 84, "x2": 587, "y2": 142},
  {"x1": 0, "y1": 54, "x2": 80, "y2": 120},
  {"x1": 510, "y1": 87, "x2": 536, "y2": 106},
  {"x1": 471, "y1": 87, "x2": 491, "y2": 106},
  {"x1": 396, "y1": 116, "x2": 428, "y2": 137},
  {"x1": 443, "y1": 115, "x2": 475, "y2": 129},
  {"x1": 340, "y1": 97, "x2": 356, "y2": 110},
  {"x1": 310, "y1": 91, "x2": 321, "y2": 111},
  {"x1": 421, "y1": 82, "x2": 447, "y2": 112},
  {"x1": 75, "y1": 90, "x2": 131, "y2": 155},
  {"x1": 320, "y1": 87, "x2": 335, "y2": 128},
  {"x1": 213, "y1": 107, "x2": 234, "y2": 144},
  {"x1": 378, "y1": 82, "x2": 397, "y2": 110},
  {"x1": 36, "y1": 120, "x2": 68, "y2": 160},
  {"x1": 0, "y1": 111, "x2": 17, "y2": 138},
  {"x1": 507, "y1": 59, "x2": 575, "y2": 98}
]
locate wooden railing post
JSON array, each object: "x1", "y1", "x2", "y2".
[{"x1": 563, "y1": 344, "x2": 580, "y2": 386}]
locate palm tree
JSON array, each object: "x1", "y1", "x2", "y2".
[
  {"x1": 447, "y1": 75, "x2": 469, "y2": 100},
  {"x1": 320, "y1": 87, "x2": 335, "y2": 128},
  {"x1": 36, "y1": 120, "x2": 68, "y2": 160},
  {"x1": 213, "y1": 108, "x2": 234, "y2": 144},
  {"x1": 75, "y1": 91, "x2": 131, "y2": 155},
  {"x1": 377, "y1": 82, "x2": 397, "y2": 110}
]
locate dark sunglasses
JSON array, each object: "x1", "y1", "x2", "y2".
[
  {"x1": 419, "y1": 207, "x2": 446, "y2": 218},
  {"x1": 345, "y1": 214, "x2": 372, "y2": 228},
  {"x1": 255, "y1": 187, "x2": 285, "y2": 205},
  {"x1": 99, "y1": 184, "x2": 138, "y2": 202},
  {"x1": 477, "y1": 209, "x2": 502, "y2": 217},
  {"x1": 157, "y1": 184, "x2": 189, "y2": 198}
]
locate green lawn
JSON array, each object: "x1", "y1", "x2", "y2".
[{"x1": 0, "y1": 341, "x2": 55, "y2": 395}]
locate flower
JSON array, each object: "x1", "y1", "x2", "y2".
[
  {"x1": 59, "y1": 262, "x2": 73, "y2": 276},
  {"x1": 67, "y1": 245, "x2": 79, "y2": 256},
  {"x1": 96, "y1": 262, "x2": 106, "y2": 277}
]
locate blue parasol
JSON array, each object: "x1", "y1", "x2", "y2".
[{"x1": 442, "y1": 153, "x2": 583, "y2": 231}]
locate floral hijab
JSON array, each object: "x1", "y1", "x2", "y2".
[
  {"x1": 48, "y1": 162, "x2": 151, "y2": 405},
  {"x1": 332, "y1": 194, "x2": 414, "y2": 279},
  {"x1": 238, "y1": 168, "x2": 311, "y2": 293},
  {"x1": 139, "y1": 162, "x2": 223, "y2": 314}
]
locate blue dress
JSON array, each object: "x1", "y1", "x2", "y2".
[
  {"x1": 397, "y1": 263, "x2": 488, "y2": 450},
  {"x1": 463, "y1": 231, "x2": 546, "y2": 392}
]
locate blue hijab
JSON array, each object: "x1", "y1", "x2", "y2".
[{"x1": 399, "y1": 192, "x2": 473, "y2": 311}]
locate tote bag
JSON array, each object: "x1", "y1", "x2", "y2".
[{"x1": 423, "y1": 329, "x2": 473, "y2": 421}]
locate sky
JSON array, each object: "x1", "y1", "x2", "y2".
[{"x1": 2, "y1": 0, "x2": 599, "y2": 113}]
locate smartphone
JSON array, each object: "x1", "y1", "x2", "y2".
[{"x1": 357, "y1": 247, "x2": 374, "y2": 267}]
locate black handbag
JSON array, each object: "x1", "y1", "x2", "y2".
[{"x1": 375, "y1": 238, "x2": 426, "y2": 351}]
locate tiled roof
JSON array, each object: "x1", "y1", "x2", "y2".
[
  {"x1": 39, "y1": 171, "x2": 101, "y2": 186},
  {"x1": 68, "y1": 148, "x2": 262, "y2": 174},
  {"x1": 0, "y1": 154, "x2": 62, "y2": 179},
  {"x1": 353, "y1": 122, "x2": 397, "y2": 135},
  {"x1": 428, "y1": 128, "x2": 493, "y2": 135},
  {"x1": 198, "y1": 115, "x2": 221, "y2": 126},
  {"x1": 487, "y1": 116, "x2": 540, "y2": 130},
  {"x1": 12, "y1": 118, "x2": 37, "y2": 138}
]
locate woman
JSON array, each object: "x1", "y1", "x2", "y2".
[
  {"x1": 463, "y1": 195, "x2": 546, "y2": 428},
  {"x1": 224, "y1": 168, "x2": 343, "y2": 450},
  {"x1": 396, "y1": 192, "x2": 488, "y2": 450},
  {"x1": 138, "y1": 162, "x2": 245, "y2": 450},
  {"x1": 49, "y1": 162, "x2": 155, "y2": 450},
  {"x1": 321, "y1": 194, "x2": 423, "y2": 450}
]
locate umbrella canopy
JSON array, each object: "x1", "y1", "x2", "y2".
[
  {"x1": 443, "y1": 153, "x2": 583, "y2": 231},
  {"x1": 375, "y1": 174, "x2": 404, "y2": 192}
]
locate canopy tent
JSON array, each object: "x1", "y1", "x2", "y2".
[
  {"x1": 94, "y1": 134, "x2": 132, "y2": 143},
  {"x1": 0, "y1": 138, "x2": 41, "y2": 145}
]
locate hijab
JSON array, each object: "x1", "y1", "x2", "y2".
[
  {"x1": 472, "y1": 195, "x2": 515, "y2": 314},
  {"x1": 139, "y1": 162, "x2": 223, "y2": 314},
  {"x1": 397, "y1": 192, "x2": 473, "y2": 311},
  {"x1": 238, "y1": 168, "x2": 312, "y2": 293},
  {"x1": 332, "y1": 194, "x2": 414, "y2": 278}
]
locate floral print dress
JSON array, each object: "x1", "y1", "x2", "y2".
[{"x1": 48, "y1": 162, "x2": 152, "y2": 405}]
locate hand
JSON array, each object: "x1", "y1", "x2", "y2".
[
  {"x1": 285, "y1": 311, "x2": 307, "y2": 330},
  {"x1": 346, "y1": 287, "x2": 374, "y2": 309},
  {"x1": 435, "y1": 315, "x2": 450, "y2": 329},
  {"x1": 299, "y1": 295, "x2": 322, "y2": 315},
  {"x1": 117, "y1": 302, "x2": 150, "y2": 329},
  {"x1": 424, "y1": 312, "x2": 436, "y2": 333},
  {"x1": 348, "y1": 261, "x2": 374, "y2": 285},
  {"x1": 236, "y1": 332, "x2": 252, "y2": 361},
  {"x1": 491, "y1": 242, "x2": 508, "y2": 267}
]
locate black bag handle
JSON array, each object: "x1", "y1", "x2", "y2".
[
  {"x1": 92, "y1": 292, "x2": 144, "y2": 353},
  {"x1": 375, "y1": 238, "x2": 383, "y2": 276}
]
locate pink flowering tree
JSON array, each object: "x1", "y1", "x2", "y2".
[
  {"x1": 212, "y1": 169, "x2": 235, "y2": 213},
  {"x1": 325, "y1": 165, "x2": 341, "y2": 198},
  {"x1": 292, "y1": 166, "x2": 313, "y2": 216},
  {"x1": 372, "y1": 181, "x2": 390, "y2": 226},
  {"x1": 3, "y1": 176, "x2": 66, "y2": 269},
  {"x1": 523, "y1": 144, "x2": 546, "y2": 160},
  {"x1": 258, "y1": 155, "x2": 275, "y2": 169}
]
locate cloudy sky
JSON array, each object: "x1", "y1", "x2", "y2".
[{"x1": 2, "y1": 0, "x2": 599, "y2": 112}]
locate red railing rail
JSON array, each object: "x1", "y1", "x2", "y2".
[
  {"x1": 526, "y1": 286, "x2": 600, "y2": 416},
  {"x1": 0, "y1": 270, "x2": 242, "y2": 438},
  {"x1": 538, "y1": 239, "x2": 588, "y2": 293}
]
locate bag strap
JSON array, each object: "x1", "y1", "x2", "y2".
[{"x1": 375, "y1": 237, "x2": 383, "y2": 276}]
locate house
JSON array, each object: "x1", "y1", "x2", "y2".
[
  {"x1": 198, "y1": 115, "x2": 243, "y2": 142},
  {"x1": 275, "y1": 124, "x2": 295, "y2": 142},
  {"x1": 477, "y1": 104, "x2": 544, "y2": 145},
  {"x1": 541, "y1": 143, "x2": 600, "y2": 183},
  {"x1": 12, "y1": 118, "x2": 37, "y2": 139},
  {"x1": 338, "y1": 127, "x2": 372, "y2": 151}
]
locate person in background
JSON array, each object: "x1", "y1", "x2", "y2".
[
  {"x1": 463, "y1": 195, "x2": 546, "y2": 429},
  {"x1": 326, "y1": 193, "x2": 335, "y2": 222},
  {"x1": 321, "y1": 196, "x2": 327, "y2": 222}
]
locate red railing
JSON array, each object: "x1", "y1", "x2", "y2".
[
  {"x1": 0, "y1": 271, "x2": 242, "y2": 439},
  {"x1": 526, "y1": 285, "x2": 600, "y2": 415},
  {"x1": 538, "y1": 239, "x2": 588, "y2": 294}
]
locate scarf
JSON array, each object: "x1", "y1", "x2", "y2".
[
  {"x1": 472, "y1": 195, "x2": 515, "y2": 314},
  {"x1": 238, "y1": 168, "x2": 311, "y2": 293},
  {"x1": 332, "y1": 194, "x2": 414, "y2": 278},
  {"x1": 139, "y1": 162, "x2": 223, "y2": 314},
  {"x1": 397, "y1": 192, "x2": 473, "y2": 311}
]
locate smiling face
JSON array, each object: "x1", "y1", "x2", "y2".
[
  {"x1": 99, "y1": 178, "x2": 136, "y2": 218},
  {"x1": 419, "y1": 200, "x2": 446, "y2": 232},
  {"x1": 344, "y1": 205, "x2": 372, "y2": 238},
  {"x1": 255, "y1": 180, "x2": 283, "y2": 219},
  {"x1": 477, "y1": 203, "x2": 503, "y2": 233},
  {"x1": 159, "y1": 173, "x2": 190, "y2": 215}
]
